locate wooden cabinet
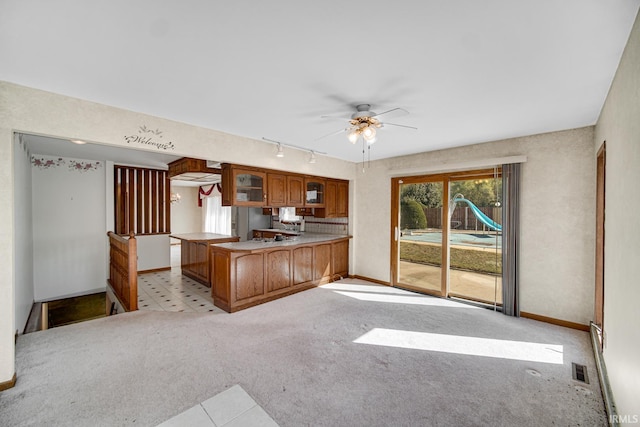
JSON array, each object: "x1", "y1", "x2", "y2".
[
  {"x1": 171, "y1": 233, "x2": 240, "y2": 286},
  {"x1": 262, "y1": 207, "x2": 279, "y2": 216},
  {"x1": 210, "y1": 237, "x2": 350, "y2": 313},
  {"x1": 221, "y1": 163, "x2": 348, "y2": 213},
  {"x1": 336, "y1": 181, "x2": 349, "y2": 217},
  {"x1": 266, "y1": 250, "x2": 292, "y2": 292},
  {"x1": 315, "y1": 180, "x2": 348, "y2": 218},
  {"x1": 325, "y1": 181, "x2": 338, "y2": 217},
  {"x1": 332, "y1": 239, "x2": 349, "y2": 278},
  {"x1": 195, "y1": 242, "x2": 209, "y2": 282},
  {"x1": 182, "y1": 241, "x2": 209, "y2": 284},
  {"x1": 313, "y1": 243, "x2": 332, "y2": 283},
  {"x1": 267, "y1": 173, "x2": 287, "y2": 206},
  {"x1": 235, "y1": 254, "x2": 265, "y2": 300},
  {"x1": 222, "y1": 164, "x2": 267, "y2": 207},
  {"x1": 267, "y1": 173, "x2": 304, "y2": 207},
  {"x1": 292, "y1": 246, "x2": 313, "y2": 285},
  {"x1": 252, "y1": 229, "x2": 298, "y2": 239},
  {"x1": 304, "y1": 178, "x2": 325, "y2": 207},
  {"x1": 168, "y1": 157, "x2": 220, "y2": 180},
  {"x1": 295, "y1": 207, "x2": 313, "y2": 216},
  {"x1": 287, "y1": 175, "x2": 305, "y2": 206}
]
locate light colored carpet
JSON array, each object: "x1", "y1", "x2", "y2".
[{"x1": 0, "y1": 279, "x2": 606, "y2": 426}]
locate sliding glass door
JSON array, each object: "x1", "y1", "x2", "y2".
[
  {"x1": 391, "y1": 168, "x2": 502, "y2": 306},
  {"x1": 448, "y1": 172, "x2": 502, "y2": 307},
  {"x1": 393, "y1": 176, "x2": 448, "y2": 297}
]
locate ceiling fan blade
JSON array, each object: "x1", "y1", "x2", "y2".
[
  {"x1": 314, "y1": 127, "x2": 349, "y2": 141},
  {"x1": 372, "y1": 107, "x2": 409, "y2": 120},
  {"x1": 381, "y1": 122, "x2": 418, "y2": 130},
  {"x1": 320, "y1": 115, "x2": 350, "y2": 122}
]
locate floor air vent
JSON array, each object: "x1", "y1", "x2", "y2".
[{"x1": 572, "y1": 363, "x2": 589, "y2": 384}]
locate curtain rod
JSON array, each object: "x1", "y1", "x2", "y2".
[{"x1": 387, "y1": 155, "x2": 527, "y2": 177}]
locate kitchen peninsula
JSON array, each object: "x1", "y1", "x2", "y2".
[
  {"x1": 210, "y1": 233, "x2": 350, "y2": 312},
  {"x1": 170, "y1": 233, "x2": 240, "y2": 286}
]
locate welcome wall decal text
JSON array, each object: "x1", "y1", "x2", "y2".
[{"x1": 124, "y1": 125, "x2": 175, "y2": 151}]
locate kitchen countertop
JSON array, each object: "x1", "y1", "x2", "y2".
[
  {"x1": 169, "y1": 233, "x2": 238, "y2": 241},
  {"x1": 212, "y1": 232, "x2": 350, "y2": 252}
]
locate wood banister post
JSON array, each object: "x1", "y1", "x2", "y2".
[{"x1": 128, "y1": 231, "x2": 138, "y2": 311}]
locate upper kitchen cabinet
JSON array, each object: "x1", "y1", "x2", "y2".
[
  {"x1": 220, "y1": 163, "x2": 347, "y2": 213},
  {"x1": 336, "y1": 180, "x2": 348, "y2": 217},
  {"x1": 315, "y1": 179, "x2": 348, "y2": 218},
  {"x1": 287, "y1": 175, "x2": 305, "y2": 207},
  {"x1": 221, "y1": 164, "x2": 267, "y2": 207},
  {"x1": 267, "y1": 173, "x2": 304, "y2": 207},
  {"x1": 304, "y1": 178, "x2": 325, "y2": 207},
  {"x1": 267, "y1": 173, "x2": 287, "y2": 206}
]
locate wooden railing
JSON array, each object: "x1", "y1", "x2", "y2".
[{"x1": 107, "y1": 231, "x2": 138, "y2": 311}]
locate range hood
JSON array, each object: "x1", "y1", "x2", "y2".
[{"x1": 168, "y1": 157, "x2": 221, "y2": 183}]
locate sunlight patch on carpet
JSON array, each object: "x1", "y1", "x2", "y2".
[
  {"x1": 354, "y1": 328, "x2": 564, "y2": 364},
  {"x1": 333, "y1": 290, "x2": 481, "y2": 309},
  {"x1": 321, "y1": 282, "x2": 419, "y2": 295}
]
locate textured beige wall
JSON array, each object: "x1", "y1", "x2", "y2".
[
  {"x1": 594, "y1": 11, "x2": 640, "y2": 419},
  {"x1": 0, "y1": 81, "x2": 356, "y2": 385},
  {"x1": 354, "y1": 127, "x2": 596, "y2": 325},
  {"x1": 0, "y1": 126, "x2": 16, "y2": 383},
  {"x1": 170, "y1": 185, "x2": 202, "y2": 238},
  {"x1": 1, "y1": 82, "x2": 356, "y2": 180}
]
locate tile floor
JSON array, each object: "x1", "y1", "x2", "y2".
[
  {"x1": 157, "y1": 385, "x2": 279, "y2": 427},
  {"x1": 137, "y1": 245, "x2": 225, "y2": 314}
]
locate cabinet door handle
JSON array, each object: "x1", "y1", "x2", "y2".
[{"x1": 394, "y1": 226, "x2": 399, "y2": 241}]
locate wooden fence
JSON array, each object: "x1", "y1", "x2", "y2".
[
  {"x1": 107, "y1": 231, "x2": 138, "y2": 311},
  {"x1": 423, "y1": 206, "x2": 502, "y2": 230}
]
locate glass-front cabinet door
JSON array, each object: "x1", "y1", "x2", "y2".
[
  {"x1": 221, "y1": 165, "x2": 267, "y2": 206},
  {"x1": 305, "y1": 178, "x2": 325, "y2": 207},
  {"x1": 234, "y1": 170, "x2": 266, "y2": 206}
]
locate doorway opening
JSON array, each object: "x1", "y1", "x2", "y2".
[
  {"x1": 594, "y1": 142, "x2": 605, "y2": 349},
  {"x1": 391, "y1": 168, "x2": 502, "y2": 307}
]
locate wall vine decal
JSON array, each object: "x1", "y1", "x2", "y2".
[
  {"x1": 68, "y1": 160, "x2": 102, "y2": 172},
  {"x1": 31, "y1": 156, "x2": 102, "y2": 172},
  {"x1": 124, "y1": 125, "x2": 175, "y2": 151},
  {"x1": 31, "y1": 157, "x2": 65, "y2": 169}
]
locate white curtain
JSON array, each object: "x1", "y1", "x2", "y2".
[{"x1": 202, "y1": 186, "x2": 232, "y2": 235}]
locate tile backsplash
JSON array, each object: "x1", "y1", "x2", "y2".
[
  {"x1": 304, "y1": 216, "x2": 349, "y2": 234},
  {"x1": 272, "y1": 216, "x2": 348, "y2": 235}
]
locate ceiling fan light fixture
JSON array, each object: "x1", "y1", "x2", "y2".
[
  {"x1": 362, "y1": 125, "x2": 376, "y2": 141},
  {"x1": 348, "y1": 130, "x2": 359, "y2": 144},
  {"x1": 318, "y1": 104, "x2": 416, "y2": 156}
]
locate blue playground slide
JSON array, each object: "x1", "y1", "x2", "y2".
[{"x1": 451, "y1": 197, "x2": 502, "y2": 232}]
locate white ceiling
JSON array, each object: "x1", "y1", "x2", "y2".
[{"x1": 2, "y1": 1, "x2": 639, "y2": 163}]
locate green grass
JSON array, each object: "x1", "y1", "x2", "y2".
[{"x1": 400, "y1": 241, "x2": 502, "y2": 275}]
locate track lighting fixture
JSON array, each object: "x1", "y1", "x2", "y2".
[{"x1": 262, "y1": 137, "x2": 326, "y2": 163}]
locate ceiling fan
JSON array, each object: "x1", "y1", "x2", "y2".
[{"x1": 317, "y1": 104, "x2": 417, "y2": 145}]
